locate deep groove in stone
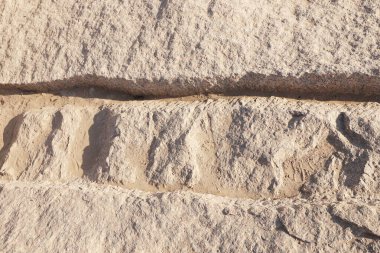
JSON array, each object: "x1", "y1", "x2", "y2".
[{"x1": 1, "y1": 73, "x2": 380, "y2": 102}]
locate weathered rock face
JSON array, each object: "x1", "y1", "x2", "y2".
[
  {"x1": 1, "y1": 0, "x2": 380, "y2": 96},
  {"x1": 0, "y1": 93, "x2": 380, "y2": 252},
  {"x1": 1, "y1": 181, "x2": 380, "y2": 253},
  {"x1": 2, "y1": 95, "x2": 380, "y2": 200},
  {"x1": 1, "y1": 0, "x2": 380, "y2": 252}
]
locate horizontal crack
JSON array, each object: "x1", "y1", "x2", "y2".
[{"x1": 1, "y1": 73, "x2": 380, "y2": 102}]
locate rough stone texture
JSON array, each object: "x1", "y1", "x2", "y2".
[
  {"x1": 2, "y1": 95, "x2": 380, "y2": 200},
  {"x1": 0, "y1": 93, "x2": 380, "y2": 251},
  {"x1": 1, "y1": 181, "x2": 380, "y2": 253},
  {"x1": 1, "y1": 0, "x2": 380, "y2": 251},
  {"x1": 1, "y1": 0, "x2": 380, "y2": 96}
]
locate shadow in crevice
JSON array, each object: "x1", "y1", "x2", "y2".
[
  {"x1": 327, "y1": 206, "x2": 380, "y2": 240},
  {"x1": 1, "y1": 73, "x2": 380, "y2": 102},
  {"x1": 326, "y1": 112, "x2": 372, "y2": 189},
  {"x1": 336, "y1": 112, "x2": 372, "y2": 150},
  {"x1": 275, "y1": 217, "x2": 311, "y2": 244},
  {"x1": 0, "y1": 114, "x2": 24, "y2": 171},
  {"x1": 287, "y1": 111, "x2": 307, "y2": 129},
  {"x1": 44, "y1": 111, "x2": 64, "y2": 155},
  {"x1": 342, "y1": 151, "x2": 369, "y2": 188},
  {"x1": 81, "y1": 108, "x2": 118, "y2": 181}
]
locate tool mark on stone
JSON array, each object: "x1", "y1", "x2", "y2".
[
  {"x1": 82, "y1": 108, "x2": 117, "y2": 181},
  {"x1": 275, "y1": 218, "x2": 311, "y2": 244},
  {"x1": 208, "y1": 0, "x2": 217, "y2": 17},
  {"x1": 336, "y1": 112, "x2": 372, "y2": 150},
  {"x1": 155, "y1": 0, "x2": 170, "y2": 30},
  {"x1": 342, "y1": 151, "x2": 369, "y2": 188},
  {"x1": 288, "y1": 110, "x2": 307, "y2": 129},
  {"x1": 328, "y1": 206, "x2": 380, "y2": 240},
  {"x1": 44, "y1": 111, "x2": 64, "y2": 155},
  {"x1": 81, "y1": 43, "x2": 89, "y2": 67},
  {"x1": 0, "y1": 115, "x2": 24, "y2": 175}
]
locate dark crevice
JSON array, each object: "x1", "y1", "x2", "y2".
[
  {"x1": 327, "y1": 132, "x2": 351, "y2": 154},
  {"x1": 207, "y1": 0, "x2": 217, "y2": 17},
  {"x1": 342, "y1": 151, "x2": 369, "y2": 188},
  {"x1": 327, "y1": 112, "x2": 372, "y2": 189},
  {"x1": 0, "y1": 114, "x2": 24, "y2": 174},
  {"x1": 155, "y1": 0, "x2": 170, "y2": 30},
  {"x1": 45, "y1": 111, "x2": 64, "y2": 155},
  {"x1": 82, "y1": 108, "x2": 118, "y2": 181},
  {"x1": 1, "y1": 73, "x2": 380, "y2": 102},
  {"x1": 336, "y1": 112, "x2": 372, "y2": 150}
]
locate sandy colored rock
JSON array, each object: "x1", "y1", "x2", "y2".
[
  {"x1": 0, "y1": 92, "x2": 379, "y2": 251},
  {"x1": 1, "y1": 0, "x2": 380, "y2": 251},
  {"x1": 1, "y1": 0, "x2": 380, "y2": 96},
  {"x1": 1, "y1": 94, "x2": 380, "y2": 200},
  {"x1": 0, "y1": 181, "x2": 380, "y2": 253}
]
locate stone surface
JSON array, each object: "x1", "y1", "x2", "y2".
[
  {"x1": 1, "y1": 94, "x2": 380, "y2": 200},
  {"x1": 1, "y1": 0, "x2": 380, "y2": 251},
  {"x1": 1, "y1": 0, "x2": 380, "y2": 96},
  {"x1": 0, "y1": 92, "x2": 380, "y2": 251},
  {"x1": 0, "y1": 181, "x2": 380, "y2": 253}
]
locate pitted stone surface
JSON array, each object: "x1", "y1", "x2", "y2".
[
  {"x1": 1, "y1": 0, "x2": 380, "y2": 251},
  {"x1": 1, "y1": 94, "x2": 380, "y2": 200},
  {"x1": 1, "y1": 0, "x2": 380, "y2": 96}
]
